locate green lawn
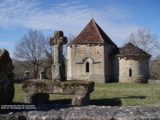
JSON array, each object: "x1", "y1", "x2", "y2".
[{"x1": 13, "y1": 83, "x2": 160, "y2": 106}]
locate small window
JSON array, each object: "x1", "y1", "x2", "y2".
[
  {"x1": 86, "y1": 62, "x2": 89, "y2": 73},
  {"x1": 129, "y1": 68, "x2": 132, "y2": 77}
]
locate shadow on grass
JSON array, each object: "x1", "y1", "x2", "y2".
[
  {"x1": 90, "y1": 95, "x2": 146, "y2": 106},
  {"x1": 50, "y1": 98, "x2": 122, "y2": 106},
  {"x1": 0, "y1": 95, "x2": 147, "y2": 113},
  {"x1": 91, "y1": 98, "x2": 121, "y2": 106}
]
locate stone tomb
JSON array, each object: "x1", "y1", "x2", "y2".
[{"x1": 22, "y1": 80, "x2": 94, "y2": 106}]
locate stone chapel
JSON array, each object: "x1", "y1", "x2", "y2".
[{"x1": 67, "y1": 19, "x2": 151, "y2": 83}]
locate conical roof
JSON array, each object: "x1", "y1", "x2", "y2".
[
  {"x1": 71, "y1": 19, "x2": 116, "y2": 46},
  {"x1": 118, "y1": 42, "x2": 151, "y2": 57}
]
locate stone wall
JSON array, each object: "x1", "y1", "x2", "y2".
[
  {"x1": 67, "y1": 44, "x2": 105, "y2": 83},
  {"x1": 118, "y1": 57, "x2": 149, "y2": 83},
  {"x1": 104, "y1": 44, "x2": 117, "y2": 82},
  {"x1": 113, "y1": 56, "x2": 119, "y2": 82},
  {"x1": 67, "y1": 43, "x2": 150, "y2": 83},
  {"x1": 1, "y1": 106, "x2": 160, "y2": 120}
]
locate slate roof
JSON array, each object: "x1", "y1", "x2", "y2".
[
  {"x1": 117, "y1": 42, "x2": 151, "y2": 57},
  {"x1": 70, "y1": 19, "x2": 116, "y2": 46}
]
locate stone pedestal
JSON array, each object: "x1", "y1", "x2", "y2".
[
  {"x1": 52, "y1": 63, "x2": 65, "y2": 81},
  {"x1": 25, "y1": 93, "x2": 49, "y2": 104},
  {"x1": 72, "y1": 94, "x2": 90, "y2": 106}
]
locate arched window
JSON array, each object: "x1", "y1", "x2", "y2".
[
  {"x1": 86, "y1": 62, "x2": 89, "y2": 73},
  {"x1": 129, "y1": 68, "x2": 132, "y2": 77}
]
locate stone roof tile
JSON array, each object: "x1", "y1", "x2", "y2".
[
  {"x1": 118, "y1": 42, "x2": 151, "y2": 57},
  {"x1": 71, "y1": 19, "x2": 116, "y2": 46}
]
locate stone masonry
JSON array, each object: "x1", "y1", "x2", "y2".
[
  {"x1": 116, "y1": 43, "x2": 151, "y2": 83},
  {"x1": 22, "y1": 80, "x2": 94, "y2": 106},
  {"x1": 1, "y1": 106, "x2": 160, "y2": 120}
]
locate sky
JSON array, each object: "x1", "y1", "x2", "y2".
[{"x1": 0, "y1": 0, "x2": 160, "y2": 58}]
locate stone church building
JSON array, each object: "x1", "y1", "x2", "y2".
[{"x1": 67, "y1": 19, "x2": 151, "y2": 83}]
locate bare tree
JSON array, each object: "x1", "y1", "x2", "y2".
[
  {"x1": 128, "y1": 28, "x2": 159, "y2": 54},
  {"x1": 43, "y1": 36, "x2": 53, "y2": 64},
  {"x1": 14, "y1": 29, "x2": 49, "y2": 78}
]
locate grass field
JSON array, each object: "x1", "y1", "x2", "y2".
[{"x1": 13, "y1": 83, "x2": 160, "y2": 106}]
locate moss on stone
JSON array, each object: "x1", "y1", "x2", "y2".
[{"x1": 22, "y1": 79, "x2": 94, "y2": 95}]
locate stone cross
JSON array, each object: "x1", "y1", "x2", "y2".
[{"x1": 50, "y1": 31, "x2": 67, "y2": 81}]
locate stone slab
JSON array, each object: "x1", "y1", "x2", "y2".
[
  {"x1": 22, "y1": 80, "x2": 94, "y2": 105},
  {"x1": 22, "y1": 80, "x2": 94, "y2": 95}
]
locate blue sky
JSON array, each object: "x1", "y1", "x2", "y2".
[{"x1": 0, "y1": 0, "x2": 160, "y2": 57}]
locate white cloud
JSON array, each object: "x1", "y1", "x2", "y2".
[{"x1": 0, "y1": 0, "x2": 140, "y2": 46}]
